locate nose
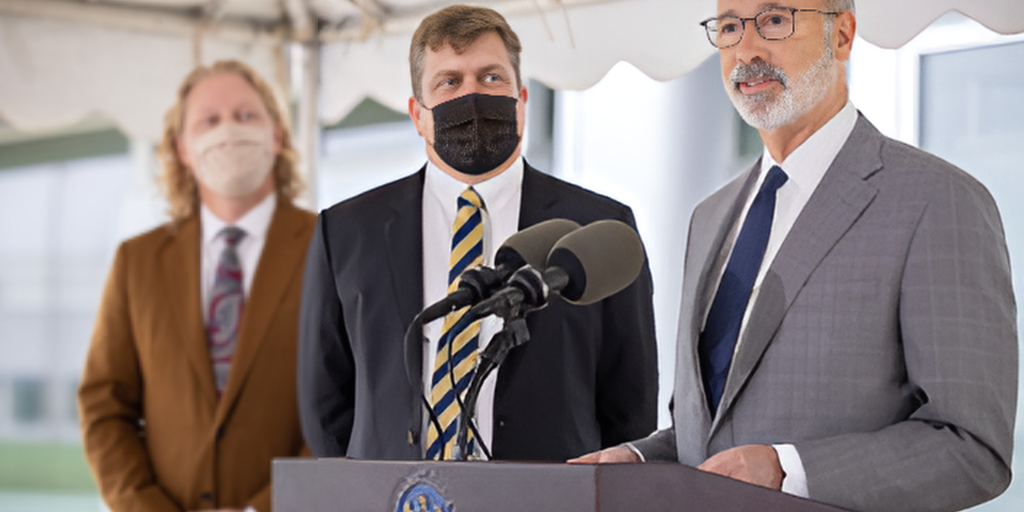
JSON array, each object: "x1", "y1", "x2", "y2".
[
  {"x1": 732, "y1": 19, "x2": 768, "y2": 65},
  {"x1": 457, "y1": 80, "x2": 484, "y2": 98}
]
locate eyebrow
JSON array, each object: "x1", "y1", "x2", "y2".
[
  {"x1": 189, "y1": 100, "x2": 264, "y2": 117},
  {"x1": 476, "y1": 64, "x2": 508, "y2": 77},
  {"x1": 429, "y1": 63, "x2": 509, "y2": 82}
]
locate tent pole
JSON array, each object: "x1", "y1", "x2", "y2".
[{"x1": 296, "y1": 40, "x2": 321, "y2": 211}]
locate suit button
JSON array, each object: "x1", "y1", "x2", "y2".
[
  {"x1": 201, "y1": 491, "x2": 213, "y2": 502},
  {"x1": 497, "y1": 419, "x2": 506, "y2": 428}
]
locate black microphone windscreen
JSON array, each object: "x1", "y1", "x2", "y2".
[
  {"x1": 496, "y1": 218, "x2": 580, "y2": 270},
  {"x1": 546, "y1": 220, "x2": 645, "y2": 305}
]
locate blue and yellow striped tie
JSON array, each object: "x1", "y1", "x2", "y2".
[{"x1": 426, "y1": 187, "x2": 485, "y2": 460}]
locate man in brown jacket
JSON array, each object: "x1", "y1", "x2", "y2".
[{"x1": 78, "y1": 60, "x2": 314, "y2": 512}]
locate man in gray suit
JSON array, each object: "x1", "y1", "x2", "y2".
[{"x1": 571, "y1": 1, "x2": 1018, "y2": 511}]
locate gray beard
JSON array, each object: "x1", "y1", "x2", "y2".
[{"x1": 726, "y1": 46, "x2": 838, "y2": 131}]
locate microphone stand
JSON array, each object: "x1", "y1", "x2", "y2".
[
  {"x1": 405, "y1": 302, "x2": 503, "y2": 461},
  {"x1": 455, "y1": 305, "x2": 532, "y2": 460}
]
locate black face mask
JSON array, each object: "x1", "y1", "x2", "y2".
[{"x1": 429, "y1": 93, "x2": 521, "y2": 175}]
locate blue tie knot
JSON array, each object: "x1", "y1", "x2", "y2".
[{"x1": 763, "y1": 165, "x2": 789, "y2": 195}]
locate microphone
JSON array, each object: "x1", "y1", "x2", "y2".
[
  {"x1": 402, "y1": 218, "x2": 581, "y2": 459},
  {"x1": 404, "y1": 218, "x2": 580, "y2": 389},
  {"x1": 418, "y1": 218, "x2": 581, "y2": 321},
  {"x1": 455, "y1": 221, "x2": 645, "y2": 459},
  {"x1": 548, "y1": 219, "x2": 645, "y2": 305},
  {"x1": 469, "y1": 219, "x2": 645, "y2": 318}
]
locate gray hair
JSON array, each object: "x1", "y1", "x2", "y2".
[
  {"x1": 820, "y1": 0, "x2": 854, "y2": 46},
  {"x1": 823, "y1": 0, "x2": 856, "y2": 14}
]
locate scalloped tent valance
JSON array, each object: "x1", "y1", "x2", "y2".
[{"x1": 1, "y1": 0, "x2": 1022, "y2": 141}]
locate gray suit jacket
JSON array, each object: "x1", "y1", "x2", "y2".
[{"x1": 634, "y1": 114, "x2": 1017, "y2": 512}]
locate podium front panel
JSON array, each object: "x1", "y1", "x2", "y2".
[
  {"x1": 274, "y1": 458, "x2": 849, "y2": 511},
  {"x1": 274, "y1": 459, "x2": 597, "y2": 511}
]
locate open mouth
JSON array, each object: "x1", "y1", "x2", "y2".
[
  {"x1": 730, "y1": 61, "x2": 787, "y2": 96},
  {"x1": 737, "y1": 78, "x2": 779, "y2": 94}
]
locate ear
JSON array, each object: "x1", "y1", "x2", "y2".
[
  {"x1": 834, "y1": 11, "x2": 856, "y2": 62},
  {"x1": 409, "y1": 96, "x2": 427, "y2": 137},
  {"x1": 516, "y1": 85, "x2": 529, "y2": 135},
  {"x1": 176, "y1": 135, "x2": 193, "y2": 168}
]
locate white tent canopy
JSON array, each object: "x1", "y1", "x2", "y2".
[{"x1": 1, "y1": 0, "x2": 1023, "y2": 141}]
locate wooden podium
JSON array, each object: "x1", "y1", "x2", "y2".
[{"x1": 273, "y1": 458, "x2": 849, "y2": 511}]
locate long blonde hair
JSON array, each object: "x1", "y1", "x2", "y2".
[{"x1": 157, "y1": 60, "x2": 303, "y2": 223}]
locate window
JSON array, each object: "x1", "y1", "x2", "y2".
[{"x1": 12, "y1": 378, "x2": 45, "y2": 425}]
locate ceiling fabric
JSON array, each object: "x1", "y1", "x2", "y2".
[
  {"x1": 0, "y1": 13, "x2": 282, "y2": 142},
  {"x1": 1, "y1": 0, "x2": 1022, "y2": 141}
]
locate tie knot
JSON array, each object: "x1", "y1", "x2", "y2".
[
  {"x1": 762, "y1": 165, "x2": 789, "y2": 194},
  {"x1": 221, "y1": 226, "x2": 246, "y2": 247},
  {"x1": 458, "y1": 187, "x2": 485, "y2": 211}
]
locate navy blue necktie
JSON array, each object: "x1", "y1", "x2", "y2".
[{"x1": 699, "y1": 165, "x2": 788, "y2": 416}]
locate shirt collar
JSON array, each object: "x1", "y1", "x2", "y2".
[
  {"x1": 200, "y1": 191, "x2": 277, "y2": 243},
  {"x1": 761, "y1": 101, "x2": 858, "y2": 191},
  {"x1": 424, "y1": 157, "x2": 524, "y2": 215}
]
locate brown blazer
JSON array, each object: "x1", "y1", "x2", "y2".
[{"x1": 78, "y1": 199, "x2": 316, "y2": 512}]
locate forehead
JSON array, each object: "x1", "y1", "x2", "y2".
[
  {"x1": 718, "y1": 0, "x2": 820, "y2": 15},
  {"x1": 186, "y1": 72, "x2": 264, "y2": 109},
  {"x1": 421, "y1": 31, "x2": 513, "y2": 77}
]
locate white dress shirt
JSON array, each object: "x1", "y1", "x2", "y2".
[
  {"x1": 200, "y1": 192, "x2": 276, "y2": 321},
  {"x1": 422, "y1": 158, "x2": 524, "y2": 458},
  {"x1": 703, "y1": 101, "x2": 857, "y2": 496}
]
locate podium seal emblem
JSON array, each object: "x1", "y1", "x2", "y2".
[{"x1": 394, "y1": 479, "x2": 454, "y2": 512}]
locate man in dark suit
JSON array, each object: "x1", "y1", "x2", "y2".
[
  {"x1": 573, "y1": 1, "x2": 1017, "y2": 511},
  {"x1": 297, "y1": 4, "x2": 657, "y2": 462}
]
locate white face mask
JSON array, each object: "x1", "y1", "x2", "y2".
[{"x1": 189, "y1": 122, "x2": 276, "y2": 198}]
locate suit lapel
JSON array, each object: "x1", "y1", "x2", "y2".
[
  {"x1": 713, "y1": 115, "x2": 883, "y2": 429},
  {"x1": 384, "y1": 170, "x2": 427, "y2": 432},
  {"x1": 216, "y1": 200, "x2": 310, "y2": 422},
  {"x1": 692, "y1": 168, "x2": 762, "y2": 343},
  {"x1": 673, "y1": 167, "x2": 759, "y2": 463},
  {"x1": 518, "y1": 164, "x2": 558, "y2": 228},
  {"x1": 160, "y1": 216, "x2": 219, "y2": 411}
]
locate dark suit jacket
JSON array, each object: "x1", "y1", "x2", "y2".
[
  {"x1": 633, "y1": 114, "x2": 1017, "y2": 512},
  {"x1": 78, "y1": 200, "x2": 316, "y2": 512},
  {"x1": 298, "y1": 162, "x2": 658, "y2": 461}
]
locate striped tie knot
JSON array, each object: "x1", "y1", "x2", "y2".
[
  {"x1": 448, "y1": 187, "x2": 486, "y2": 288},
  {"x1": 458, "y1": 186, "x2": 485, "y2": 210}
]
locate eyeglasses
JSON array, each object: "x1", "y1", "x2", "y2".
[{"x1": 700, "y1": 7, "x2": 840, "y2": 49}]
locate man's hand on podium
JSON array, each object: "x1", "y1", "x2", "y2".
[
  {"x1": 566, "y1": 445, "x2": 641, "y2": 464},
  {"x1": 698, "y1": 444, "x2": 784, "y2": 490},
  {"x1": 568, "y1": 443, "x2": 784, "y2": 492}
]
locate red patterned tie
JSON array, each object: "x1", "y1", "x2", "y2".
[{"x1": 207, "y1": 226, "x2": 246, "y2": 395}]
